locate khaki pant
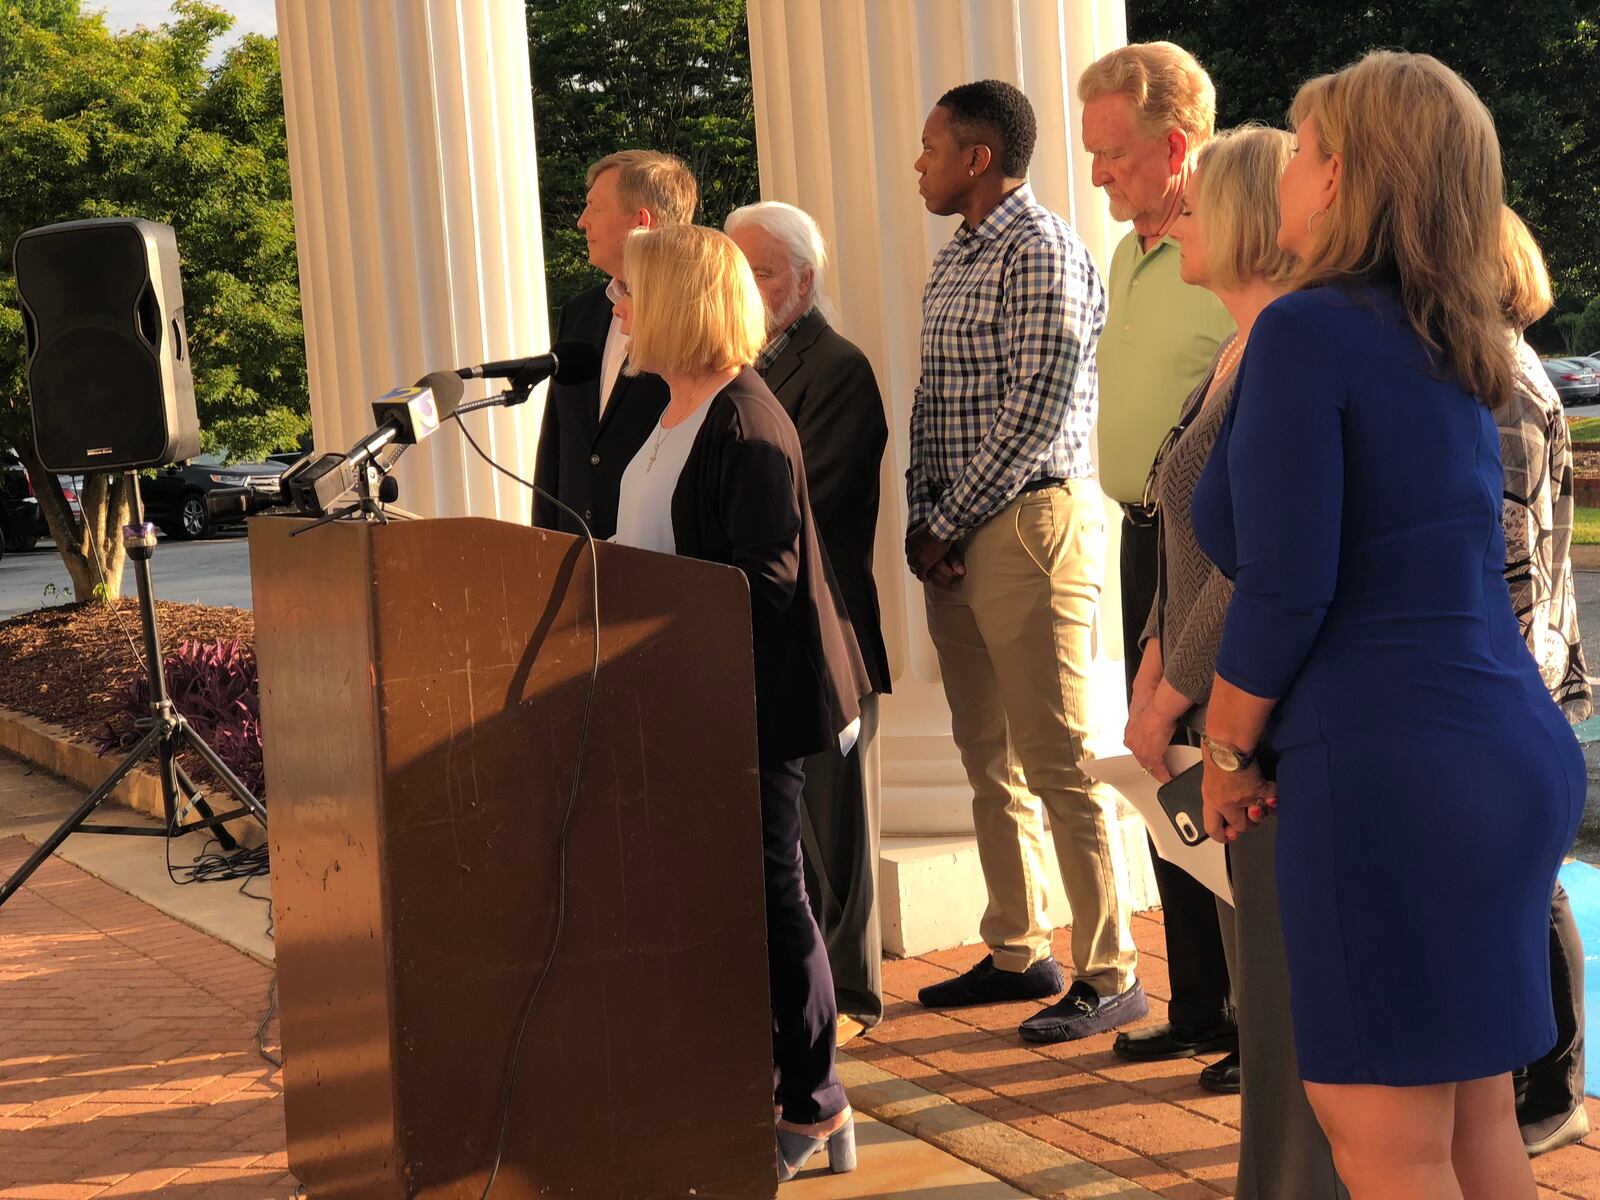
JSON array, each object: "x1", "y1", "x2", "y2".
[{"x1": 925, "y1": 481, "x2": 1137, "y2": 994}]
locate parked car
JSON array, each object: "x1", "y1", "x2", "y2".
[
  {"x1": 0, "y1": 449, "x2": 82, "y2": 553},
  {"x1": 141, "y1": 453, "x2": 287, "y2": 539},
  {"x1": 1541, "y1": 358, "x2": 1600, "y2": 405}
]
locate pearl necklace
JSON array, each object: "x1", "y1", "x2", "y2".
[{"x1": 1206, "y1": 335, "x2": 1247, "y2": 406}]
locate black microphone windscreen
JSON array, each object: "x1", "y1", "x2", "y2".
[
  {"x1": 551, "y1": 340, "x2": 601, "y2": 385},
  {"x1": 413, "y1": 370, "x2": 466, "y2": 418}
]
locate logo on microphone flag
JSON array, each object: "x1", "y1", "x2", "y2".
[{"x1": 378, "y1": 385, "x2": 438, "y2": 432}]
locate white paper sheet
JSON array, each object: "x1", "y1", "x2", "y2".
[{"x1": 1081, "y1": 750, "x2": 1233, "y2": 905}]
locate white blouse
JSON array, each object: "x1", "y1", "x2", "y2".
[{"x1": 611, "y1": 399, "x2": 716, "y2": 554}]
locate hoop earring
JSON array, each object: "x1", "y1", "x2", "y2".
[{"x1": 1307, "y1": 207, "x2": 1328, "y2": 235}]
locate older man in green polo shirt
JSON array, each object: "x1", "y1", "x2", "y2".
[{"x1": 1078, "y1": 43, "x2": 1238, "y2": 1091}]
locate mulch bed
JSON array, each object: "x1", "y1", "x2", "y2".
[{"x1": 0, "y1": 599, "x2": 253, "y2": 744}]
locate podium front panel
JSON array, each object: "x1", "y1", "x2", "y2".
[{"x1": 253, "y1": 517, "x2": 777, "y2": 1199}]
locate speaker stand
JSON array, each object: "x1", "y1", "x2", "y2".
[{"x1": 0, "y1": 473, "x2": 268, "y2": 911}]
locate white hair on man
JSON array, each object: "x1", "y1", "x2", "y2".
[{"x1": 724, "y1": 201, "x2": 837, "y2": 330}]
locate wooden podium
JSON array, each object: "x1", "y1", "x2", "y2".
[{"x1": 249, "y1": 516, "x2": 778, "y2": 1199}]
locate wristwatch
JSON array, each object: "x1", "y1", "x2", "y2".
[{"x1": 1202, "y1": 735, "x2": 1256, "y2": 773}]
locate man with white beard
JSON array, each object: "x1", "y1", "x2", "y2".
[{"x1": 726, "y1": 202, "x2": 890, "y2": 1034}]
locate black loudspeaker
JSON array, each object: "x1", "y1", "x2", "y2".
[{"x1": 13, "y1": 218, "x2": 201, "y2": 473}]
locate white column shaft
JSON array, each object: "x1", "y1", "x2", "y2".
[{"x1": 276, "y1": 0, "x2": 549, "y2": 522}]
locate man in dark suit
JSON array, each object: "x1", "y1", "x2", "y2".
[
  {"x1": 533, "y1": 150, "x2": 697, "y2": 537},
  {"x1": 727, "y1": 201, "x2": 890, "y2": 1030}
]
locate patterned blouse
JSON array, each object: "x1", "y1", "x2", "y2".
[{"x1": 1501, "y1": 339, "x2": 1591, "y2": 722}]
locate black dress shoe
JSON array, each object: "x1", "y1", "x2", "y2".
[
  {"x1": 1018, "y1": 980, "x2": 1149, "y2": 1043},
  {"x1": 1112, "y1": 1021, "x2": 1238, "y2": 1062},
  {"x1": 1198, "y1": 1049, "x2": 1241, "y2": 1094},
  {"x1": 918, "y1": 954, "x2": 1064, "y2": 1009}
]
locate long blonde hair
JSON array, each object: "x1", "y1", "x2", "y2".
[
  {"x1": 1498, "y1": 206, "x2": 1553, "y2": 333},
  {"x1": 1290, "y1": 51, "x2": 1514, "y2": 407}
]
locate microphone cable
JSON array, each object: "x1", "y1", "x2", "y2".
[{"x1": 450, "y1": 413, "x2": 600, "y2": 1200}]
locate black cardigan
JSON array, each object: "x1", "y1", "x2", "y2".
[{"x1": 670, "y1": 367, "x2": 871, "y2": 764}]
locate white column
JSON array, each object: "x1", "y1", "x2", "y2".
[
  {"x1": 276, "y1": 0, "x2": 549, "y2": 522},
  {"x1": 748, "y1": 0, "x2": 1132, "y2": 836}
]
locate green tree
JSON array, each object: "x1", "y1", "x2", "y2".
[
  {"x1": 0, "y1": 0, "x2": 306, "y2": 601},
  {"x1": 1573, "y1": 296, "x2": 1600, "y2": 359},
  {"x1": 1127, "y1": 0, "x2": 1600, "y2": 354},
  {"x1": 526, "y1": 0, "x2": 758, "y2": 320}
]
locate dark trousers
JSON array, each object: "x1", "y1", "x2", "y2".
[
  {"x1": 1121, "y1": 510, "x2": 1233, "y2": 1029},
  {"x1": 800, "y1": 694, "x2": 883, "y2": 1027},
  {"x1": 761, "y1": 757, "x2": 848, "y2": 1125},
  {"x1": 1221, "y1": 824, "x2": 1349, "y2": 1200},
  {"x1": 1517, "y1": 881, "x2": 1587, "y2": 1137}
]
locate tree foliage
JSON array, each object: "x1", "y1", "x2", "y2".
[
  {"x1": 526, "y1": 0, "x2": 758, "y2": 318},
  {"x1": 1573, "y1": 297, "x2": 1600, "y2": 360},
  {"x1": 0, "y1": 0, "x2": 305, "y2": 599},
  {"x1": 1127, "y1": 0, "x2": 1600, "y2": 355}
]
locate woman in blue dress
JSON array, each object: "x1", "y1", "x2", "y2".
[{"x1": 1191, "y1": 52, "x2": 1585, "y2": 1199}]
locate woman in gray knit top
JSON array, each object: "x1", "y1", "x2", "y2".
[{"x1": 1122, "y1": 126, "x2": 1350, "y2": 1200}]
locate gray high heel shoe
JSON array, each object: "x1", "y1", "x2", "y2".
[{"x1": 775, "y1": 1114, "x2": 856, "y2": 1181}]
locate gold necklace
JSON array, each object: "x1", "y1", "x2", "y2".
[{"x1": 645, "y1": 377, "x2": 720, "y2": 473}]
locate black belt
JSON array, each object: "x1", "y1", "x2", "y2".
[{"x1": 1018, "y1": 476, "x2": 1065, "y2": 495}]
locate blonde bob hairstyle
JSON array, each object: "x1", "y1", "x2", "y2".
[
  {"x1": 1189, "y1": 125, "x2": 1296, "y2": 289},
  {"x1": 1498, "y1": 206, "x2": 1553, "y2": 333},
  {"x1": 622, "y1": 225, "x2": 766, "y2": 377},
  {"x1": 1290, "y1": 51, "x2": 1514, "y2": 407},
  {"x1": 1077, "y1": 42, "x2": 1216, "y2": 146}
]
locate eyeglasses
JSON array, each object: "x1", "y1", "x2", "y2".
[{"x1": 1141, "y1": 422, "x2": 1184, "y2": 514}]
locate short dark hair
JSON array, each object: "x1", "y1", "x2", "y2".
[{"x1": 937, "y1": 80, "x2": 1037, "y2": 178}]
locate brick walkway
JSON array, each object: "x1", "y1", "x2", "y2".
[
  {"x1": 0, "y1": 837, "x2": 295, "y2": 1199},
  {"x1": 3, "y1": 827, "x2": 1598, "y2": 1200},
  {"x1": 857, "y1": 911, "x2": 1600, "y2": 1199}
]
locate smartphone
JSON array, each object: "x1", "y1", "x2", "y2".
[{"x1": 1156, "y1": 762, "x2": 1208, "y2": 846}]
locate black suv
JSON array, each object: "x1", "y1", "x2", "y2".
[
  {"x1": 142, "y1": 453, "x2": 287, "y2": 539},
  {"x1": 0, "y1": 450, "x2": 49, "y2": 556}
]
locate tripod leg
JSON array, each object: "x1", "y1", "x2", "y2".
[
  {"x1": 175, "y1": 719, "x2": 268, "y2": 827},
  {"x1": 157, "y1": 715, "x2": 182, "y2": 829},
  {"x1": 172, "y1": 761, "x2": 241, "y2": 852},
  {"x1": 0, "y1": 724, "x2": 165, "y2": 910}
]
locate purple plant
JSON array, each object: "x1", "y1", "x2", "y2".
[{"x1": 100, "y1": 637, "x2": 265, "y2": 798}]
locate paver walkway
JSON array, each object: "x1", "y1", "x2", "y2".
[
  {"x1": 855, "y1": 917, "x2": 1600, "y2": 1199},
  {"x1": 0, "y1": 837, "x2": 293, "y2": 1199},
  {"x1": 3, "y1": 801, "x2": 1598, "y2": 1199}
]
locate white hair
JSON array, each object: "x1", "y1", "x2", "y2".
[{"x1": 724, "y1": 201, "x2": 835, "y2": 319}]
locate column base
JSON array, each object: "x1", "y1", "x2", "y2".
[{"x1": 879, "y1": 808, "x2": 1159, "y2": 960}]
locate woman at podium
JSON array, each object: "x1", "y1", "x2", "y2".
[{"x1": 610, "y1": 223, "x2": 871, "y2": 1182}]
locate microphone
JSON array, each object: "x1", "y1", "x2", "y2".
[
  {"x1": 371, "y1": 370, "x2": 466, "y2": 445},
  {"x1": 286, "y1": 372, "x2": 464, "y2": 516},
  {"x1": 456, "y1": 340, "x2": 601, "y2": 389}
]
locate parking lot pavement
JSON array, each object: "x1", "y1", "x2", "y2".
[{"x1": 0, "y1": 532, "x2": 253, "y2": 621}]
